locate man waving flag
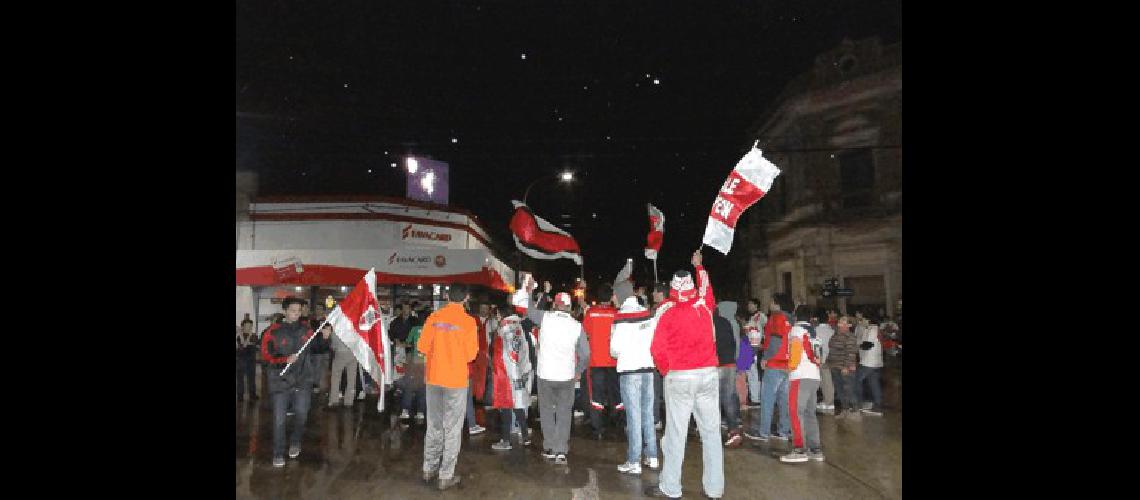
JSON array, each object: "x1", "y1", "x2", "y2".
[
  {"x1": 702, "y1": 145, "x2": 782, "y2": 255},
  {"x1": 327, "y1": 268, "x2": 393, "y2": 411}
]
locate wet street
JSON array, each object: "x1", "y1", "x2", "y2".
[{"x1": 236, "y1": 392, "x2": 901, "y2": 499}]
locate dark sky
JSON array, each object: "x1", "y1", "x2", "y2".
[{"x1": 237, "y1": 0, "x2": 902, "y2": 293}]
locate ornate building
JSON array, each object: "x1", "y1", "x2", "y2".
[{"x1": 742, "y1": 38, "x2": 901, "y2": 318}]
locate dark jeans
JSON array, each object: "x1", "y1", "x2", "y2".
[
  {"x1": 587, "y1": 367, "x2": 621, "y2": 433},
  {"x1": 717, "y1": 366, "x2": 740, "y2": 429},
  {"x1": 856, "y1": 365, "x2": 883, "y2": 410},
  {"x1": 236, "y1": 357, "x2": 257, "y2": 398},
  {"x1": 653, "y1": 370, "x2": 664, "y2": 424},
  {"x1": 499, "y1": 408, "x2": 528, "y2": 442},
  {"x1": 272, "y1": 387, "x2": 312, "y2": 458},
  {"x1": 831, "y1": 368, "x2": 856, "y2": 411},
  {"x1": 401, "y1": 381, "x2": 427, "y2": 414}
]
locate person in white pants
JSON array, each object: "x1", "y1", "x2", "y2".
[{"x1": 328, "y1": 324, "x2": 358, "y2": 408}]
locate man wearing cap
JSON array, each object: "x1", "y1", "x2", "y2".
[
  {"x1": 645, "y1": 250, "x2": 724, "y2": 499},
  {"x1": 524, "y1": 280, "x2": 590, "y2": 466}
]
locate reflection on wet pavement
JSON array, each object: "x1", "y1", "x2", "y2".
[{"x1": 236, "y1": 393, "x2": 901, "y2": 499}]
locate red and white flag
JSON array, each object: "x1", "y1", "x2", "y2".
[
  {"x1": 327, "y1": 268, "x2": 393, "y2": 411},
  {"x1": 644, "y1": 203, "x2": 664, "y2": 260},
  {"x1": 702, "y1": 146, "x2": 782, "y2": 255},
  {"x1": 508, "y1": 200, "x2": 583, "y2": 265}
]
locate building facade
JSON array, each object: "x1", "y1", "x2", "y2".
[
  {"x1": 235, "y1": 195, "x2": 515, "y2": 333},
  {"x1": 743, "y1": 38, "x2": 901, "y2": 319}
]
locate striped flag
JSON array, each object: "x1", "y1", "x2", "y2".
[
  {"x1": 644, "y1": 203, "x2": 664, "y2": 260},
  {"x1": 702, "y1": 147, "x2": 782, "y2": 255},
  {"x1": 326, "y1": 268, "x2": 393, "y2": 411},
  {"x1": 508, "y1": 200, "x2": 583, "y2": 265}
]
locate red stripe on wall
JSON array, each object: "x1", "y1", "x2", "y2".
[{"x1": 236, "y1": 264, "x2": 510, "y2": 292}]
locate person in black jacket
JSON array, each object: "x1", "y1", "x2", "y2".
[
  {"x1": 236, "y1": 319, "x2": 259, "y2": 401},
  {"x1": 261, "y1": 297, "x2": 330, "y2": 468},
  {"x1": 713, "y1": 304, "x2": 742, "y2": 447},
  {"x1": 388, "y1": 303, "x2": 416, "y2": 343}
]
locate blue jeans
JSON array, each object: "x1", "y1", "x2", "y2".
[
  {"x1": 272, "y1": 387, "x2": 312, "y2": 458},
  {"x1": 619, "y1": 371, "x2": 658, "y2": 464},
  {"x1": 856, "y1": 365, "x2": 882, "y2": 410},
  {"x1": 752, "y1": 368, "x2": 790, "y2": 437}
]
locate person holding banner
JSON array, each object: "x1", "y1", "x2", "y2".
[{"x1": 260, "y1": 297, "x2": 330, "y2": 468}]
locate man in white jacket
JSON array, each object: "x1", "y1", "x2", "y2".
[{"x1": 610, "y1": 292, "x2": 658, "y2": 475}]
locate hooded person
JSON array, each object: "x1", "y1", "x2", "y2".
[
  {"x1": 489, "y1": 298, "x2": 534, "y2": 451},
  {"x1": 645, "y1": 250, "x2": 724, "y2": 499},
  {"x1": 715, "y1": 301, "x2": 744, "y2": 447},
  {"x1": 610, "y1": 286, "x2": 658, "y2": 474}
]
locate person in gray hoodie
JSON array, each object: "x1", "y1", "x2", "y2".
[{"x1": 715, "y1": 301, "x2": 743, "y2": 447}]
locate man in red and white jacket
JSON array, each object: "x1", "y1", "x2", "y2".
[
  {"x1": 779, "y1": 306, "x2": 824, "y2": 464},
  {"x1": 581, "y1": 282, "x2": 621, "y2": 439},
  {"x1": 645, "y1": 250, "x2": 724, "y2": 500}
]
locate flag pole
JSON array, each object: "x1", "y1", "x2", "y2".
[
  {"x1": 279, "y1": 315, "x2": 332, "y2": 376},
  {"x1": 652, "y1": 258, "x2": 658, "y2": 283}
]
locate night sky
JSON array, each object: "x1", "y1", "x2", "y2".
[{"x1": 237, "y1": 1, "x2": 902, "y2": 294}]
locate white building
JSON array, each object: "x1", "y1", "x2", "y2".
[{"x1": 236, "y1": 195, "x2": 515, "y2": 333}]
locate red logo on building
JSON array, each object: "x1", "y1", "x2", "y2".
[
  {"x1": 434, "y1": 255, "x2": 446, "y2": 268},
  {"x1": 402, "y1": 223, "x2": 452, "y2": 242},
  {"x1": 388, "y1": 252, "x2": 398, "y2": 265}
]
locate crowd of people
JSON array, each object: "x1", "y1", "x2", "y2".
[{"x1": 237, "y1": 252, "x2": 901, "y2": 497}]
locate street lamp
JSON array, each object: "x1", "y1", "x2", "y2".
[{"x1": 523, "y1": 170, "x2": 574, "y2": 205}]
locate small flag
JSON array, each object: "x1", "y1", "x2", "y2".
[{"x1": 644, "y1": 203, "x2": 664, "y2": 260}]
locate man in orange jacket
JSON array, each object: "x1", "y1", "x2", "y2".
[{"x1": 417, "y1": 284, "x2": 479, "y2": 491}]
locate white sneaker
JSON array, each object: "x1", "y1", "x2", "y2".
[
  {"x1": 617, "y1": 462, "x2": 642, "y2": 475},
  {"x1": 780, "y1": 450, "x2": 810, "y2": 463},
  {"x1": 654, "y1": 422, "x2": 663, "y2": 430},
  {"x1": 415, "y1": 412, "x2": 425, "y2": 422},
  {"x1": 399, "y1": 409, "x2": 410, "y2": 419},
  {"x1": 469, "y1": 425, "x2": 486, "y2": 435},
  {"x1": 573, "y1": 410, "x2": 585, "y2": 418},
  {"x1": 358, "y1": 392, "x2": 366, "y2": 401},
  {"x1": 642, "y1": 457, "x2": 660, "y2": 469}
]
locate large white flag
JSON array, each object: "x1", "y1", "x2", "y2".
[
  {"x1": 702, "y1": 147, "x2": 782, "y2": 255},
  {"x1": 326, "y1": 268, "x2": 393, "y2": 411}
]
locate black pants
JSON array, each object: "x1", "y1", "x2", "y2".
[
  {"x1": 587, "y1": 367, "x2": 621, "y2": 433},
  {"x1": 237, "y1": 356, "x2": 257, "y2": 398}
]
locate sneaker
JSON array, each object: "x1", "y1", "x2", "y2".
[
  {"x1": 862, "y1": 402, "x2": 873, "y2": 410},
  {"x1": 542, "y1": 449, "x2": 556, "y2": 459},
  {"x1": 573, "y1": 410, "x2": 585, "y2": 418},
  {"x1": 286, "y1": 411, "x2": 295, "y2": 417},
  {"x1": 358, "y1": 392, "x2": 366, "y2": 401},
  {"x1": 771, "y1": 434, "x2": 789, "y2": 441},
  {"x1": 438, "y1": 476, "x2": 461, "y2": 491},
  {"x1": 399, "y1": 409, "x2": 410, "y2": 419},
  {"x1": 469, "y1": 425, "x2": 486, "y2": 435},
  {"x1": 724, "y1": 433, "x2": 743, "y2": 447},
  {"x1": 721, "y1": 423, "x2": 728, "y2": 430},
  {"x1": 313, "y1": 387, "x2": 321, "y2": 394},
  {"x1": 523, "y1": 436, "x2": 532, "y2": 446},
  {"x1": 643, "y1": 457, "x2": 660, "y2": 469},
  {"x1": 491, "y1": 440, "x2": 512, "y2": 451},
  {"x1": 288, "y1": 445, "x2": 301, "y2": 458},
  {"x1": 861, "y1": 408, "x2": 883, "y2": 417},
  {"x1": 553, "y1": 454, "x2": 568, "y2": 465},
  {"x1": 780, "y1": 450, "x2": 810, "y2": 463},
  {"x1": 743, "y1": 431, "x2": 768, "y2": 442},
  {"x1": 272, "y1": 456, "x2": 285, "y2": 468},
  {"x1": 415, "y1": 412, "x2": 425, "y2": 422},
  {"x1": 617, "y1": 462, "x2": 642, "y2": 475},
  {"x1": 655, "y1": 421, "x2": 663, "y2": 430},
  {"x1": 644, "y1": 485, "x2": 674, "y2": 498},
  {"x1": 807, "y1": 449, "x2": 825, "y2": 462}
]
